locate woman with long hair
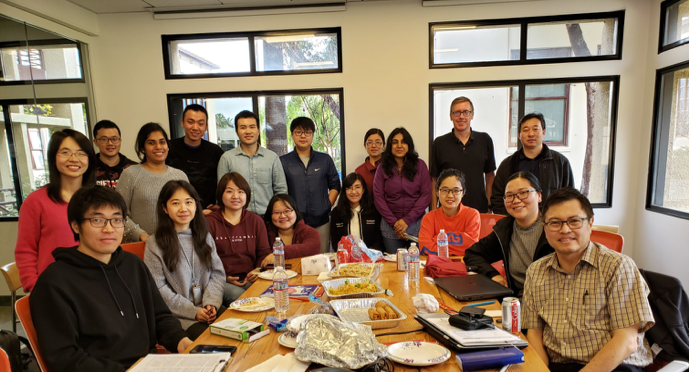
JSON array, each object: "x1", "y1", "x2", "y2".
[
  {"x1": 354, "y1": 128, "x2": 385, "y2": 196},
  {"x1": 330, "y1": 173, "x2": 382, "y2": 251},
  {"x1": 206, "y1": 172, "x2": 271, "y2": 305},
  {"x1": 373, "y1": 127, "x2": 431, "y2": 254},
  {"x1": 261, "y1": 194, "x2": 320, "y2": 267},
  {"x1": 15, "y1": 129, "x2": 96, "y2": 292},
  {"x1": 144, "y1": 180, "x2": 225, "y2": 340},
  {"x1": 117, "y1": 123, "x2": 188, "y2": 242}
]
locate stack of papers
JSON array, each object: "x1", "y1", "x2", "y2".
[
  {"x1": 128, "y1": 353, "x2": 231, "y2": 372},
  {"x1": 426, "y1": 317, "x2": 523, "y2": 346}
]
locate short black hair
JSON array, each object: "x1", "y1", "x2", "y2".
[
  {"x1": 363, "y1": 128, "x2": 385, "y2": 146},
  {"x1": 518, "y1": 112, "x2": 546, "y2": 132},
  {"x1": 234, "y1": 110, "x2": 260, "y2": 132},
  {"x1": 436, "y1": 168, "x2": 466, "y2": 191},
  {"x1": 505, "y1": 171, "x2": 542, "y2": 193},
  {"x1": 182, "y1": 104, "x2": 208, "y2": 122},
  {"x1": 217, "y1": 172, "x2": 252, "y2": 210},
  {"x1": 135, "y1": 123, "x2": 169, "y2": 163},
  {"x1": 542, "y1": 187, "x2": 594, "y2": 220},
  {"x1": 68, "y1": 185, "x2": 127, "y2": 241},
  {"x1": 93, "y1": 120, "x2": 121, "y2": 137},
  {"x1": 263, "y1": 194, "x2": 303, "y2": 232},
  {"x1": 289, "y1": 117, "x2": 316, "y2": 133}
]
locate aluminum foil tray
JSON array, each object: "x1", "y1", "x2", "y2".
[
  {"x1": 327, "y1": 263, "x2": 381, "y2": 280},
  {"x1": 330, "y1": 298, "x2": 407, "y2": 329},
  {"x1": 321, "y1": 277, "x2": 384, "y2": 299}
]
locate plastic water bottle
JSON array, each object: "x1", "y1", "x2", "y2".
[
  {"x1": 408, "y1": 242, "x2": 420, "y2": 287},
  {"x1": 273, "y1": 266, "x2": 289, "y2": 316},
  {"x1": 273, "y1": 237, "x2": 285, "y2": 269},
  {"x1": 437, "y1": 229, "x2": 449, "y2": 258}
]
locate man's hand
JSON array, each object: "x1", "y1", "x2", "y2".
[
  {"x1": 246, "y1": 269, "x2": 260, "y2": 283},
  {"x1": 177, "y1": 337, "x2": 193, "y2": 353},
  {"x1": 491, "y1": 275, "x2": 508, "y2": 287},
  {"x1": 139, "y1": 232, "x2": 150, "y2": 243},
  {"x1": 227, "y1": 275, "x2": 248, "y2": 287}
]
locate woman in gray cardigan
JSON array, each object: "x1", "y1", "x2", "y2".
[{"x1": 144, "y1": 180, "x2": 225, "y2": 340}]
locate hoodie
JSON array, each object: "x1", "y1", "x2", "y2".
[{"x1": 30, "y1": 247, "x2": 188, "y2": 372}]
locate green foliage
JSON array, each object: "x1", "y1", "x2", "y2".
[
  {"x1": 216, "y1": 113, "x2": 234, "y2": 129},
  {"x1": 286, "y1": 94, "x2": 341, "y2": 172},
  {"x1": 23, "y1": 104, "x2": 53, "y2": 116}
]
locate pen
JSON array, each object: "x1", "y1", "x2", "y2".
[
  {"x1": 583, "y1": 290, "x2": 589, "y2": 305},
  {"x1": 466, "y1": 301, "x2": 495, "y2": 307}
]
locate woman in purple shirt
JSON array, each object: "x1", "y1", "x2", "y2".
[{"x1": 373, "y1": 127, "x2": 431, "y2": 254}]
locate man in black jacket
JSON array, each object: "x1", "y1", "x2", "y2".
[
  {"x1": 491, "y1": 112, "x2": 574, "y2": 215},
  {"x1": 30, "y1": 186, "x2": 192, "y2": 372}
]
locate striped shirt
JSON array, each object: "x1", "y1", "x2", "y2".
[{"x1": 522, "y1": 242, "x2": 655, "y2": 367}]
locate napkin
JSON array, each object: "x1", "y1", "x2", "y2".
[
  {"x1": 413, "y1": 293, "x2": 440, "y2": 314},
  {"x1": 244, "y1": 353, "x2": 310, "y2": 372},
  {"x1": 423, "y1": 254, "x2": 467, "y2": 278}
]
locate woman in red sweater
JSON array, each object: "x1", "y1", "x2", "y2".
[
  {"x1": 15, "y1": 129, "x2": 96, "y2": 291},
  {"x1": 419, "y1": 168, "x2": 480, "y2": 256},
  {"x1": 261, "y1": 194, "x2": 320, "y2": 267}
]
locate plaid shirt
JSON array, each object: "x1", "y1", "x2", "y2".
[{"x1": 522, "y1": 242, "x2": 655, "y2": 366}]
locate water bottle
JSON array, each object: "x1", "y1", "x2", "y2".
[
  {"x1": 437, "y1": 229, "x2": 449, "y2": 258},
  {"x1": 408, "y1": 242, "x2": 420, "y2": 287},
  {"x1": 273, "y1": 266, "x2": 289, "y2": 316},
  {"x1": 273, "y1": 237, "x2": 285, "y2": 269},
  {"x1": 336, "y1": 243, "x2": 349, "y2": 265}
]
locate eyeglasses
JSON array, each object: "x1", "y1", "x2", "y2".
[
  {"x1": 96, "y1": 137, "x2": 121, "y2": 144},
  {"x1": 57, "y1": 150, "x2": 88, "y2": 159},
  {"x1": 346, "y1": 185, "x2": 363, "y2": 192},
  {"x1": 272, "y1": 209, "x2": 294, "y2": 217},
  {"x1": 451, "y1": 110, "x2": 473, "y2": 117},
  {"x1": 543, "y1": 217, "x2": 590, "y2": 232},
  {"x1": 438, "y1": 188, "x2": 463, "y2": 197},
  {"x1": 293, "y1": 130, "x2": 314, "y2": 137},
  {"x1": 85, "y1": 217, "x2": 126, "y2": 228},
  {"x1": 503, "y1": 189, "x2": 537, "y2": 203},
  {"x1": 365, "y1": 141, "x2": 383, "y2": 147}
]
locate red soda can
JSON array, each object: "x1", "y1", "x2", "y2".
[
  {"x1": 501, "y1": 297, "x2": 521, "y2": 334},
  {"x1": 397, "y1": 248, "x2": 408, "y2": 271}
]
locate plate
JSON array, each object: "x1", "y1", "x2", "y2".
[
  {"x1": 278, "y1": 332, "x2": 298, "y2": 348},
  {"x1": 286, "y1": 314, "x2": 336, "y2": 333},
  {"x1": 258, "y1": 269, "x2": 298, "y2": 280},
  {"x1": 383, "y1": 254, "x2": 397, "y2": 262},
  {"x1": 387, "y1": 341, "x2": 451, "y2": 366},
  {"x1": 229, "y1": 297, "x2": 275, "y2": 312}
]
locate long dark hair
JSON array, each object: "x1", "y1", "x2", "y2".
[
  {"x1": 155, "y1": 180, "x2": 213, "y2": 273},
  {"x1": 381, "y1": 127, "x2": 418, "y2": 181},
  {"x1": 135, "y1": 123, "x2": 169, "y2": 163},
  {"x1": 263, "y1": 194, "x2": 303, "y2": 233},
  {"x1": 333, "y1": 173, "x2": 373, "y2": 222},
  {"x1": 46, "y1": 129, "x2": 96, "y2": 204}
]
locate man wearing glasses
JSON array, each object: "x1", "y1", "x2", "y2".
[
  {"x1": 280, "y1": 117, "x2": 341, "y2": 253},
  {"x1": 491, "y1": 112, "x2": 574, "y2": 215},
  {"x1": 430, "y1": 96, "x2": 496, "y2": 213},
  {"x1": 92, "y1": 120, "x2": 137, "y2": 188},
  {"x1": 523, "y1": 188, "x2": 654, "y2": 372}
]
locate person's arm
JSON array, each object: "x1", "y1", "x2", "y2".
[
  {"x1": 526, "y1": 329, "x2": 549, "y2": 367},
  {"x1": 579, "y1": 325, "x2": 640, "y2": 372},
  {"x1": 272, "y1": 156, "x2": 289, "y2": 194},
  {"x1": 563, "y1": 158, "x2": 575, "y2": 188},
  {"x1": 14, "y1": 195, "x2": 42, "y2": 292},
  {"x1": 402, "y1": 160, "x2": 432, "y2": 226},
  {"x1": 373, "y1": 166, "x2": 397, "y2": 226},
  {"x1": 429, "y1": 140, "x2": 439, "y2": 211},
  {"x1": 430, "y1": 177, "x2": 438, "y2": 211},
  {"x1": 464, "y1": 208, "x2": 482, "y2": 243},
  {"x1": 254, "y1": 220, "x2": 272, "y2": 267},
  {"x1": 201, "y1": 236, "x2": 226, "y2": 310},
  {"x1": 418, "y1": 213, "x2": 437, "y2": 255},
  {"x1": 283, "y1": 224, "x2": 321, "y2": 260},
  {"x1": 463, "y1": 227, "x2": 507, "y2": 280},
  {"x1": 328, "y1": 189, "x2": 339, "y2": 207},
  {"x1": 484, "y1": 171, "x2": 495, "y2": 209},
  {"x1": 116, "y1": 169, "x2": 146, "y2": 242},
  {"x1": 326, "y1": 156, "x2": 341, "y2": 207},
  {"x1": 217, "y1": 153, "x2": 230, "y2": 182}
]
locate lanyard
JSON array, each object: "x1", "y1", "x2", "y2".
[{"x1": 178, "y1": 236, "x2": 198, "y2": 286}]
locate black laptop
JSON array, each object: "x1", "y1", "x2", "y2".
[{"x1": 434, "y1": 275, "x2": 513, "y2": 301}]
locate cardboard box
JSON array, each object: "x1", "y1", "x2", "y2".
[{"x1": 210, "y1": 318, "x2": 270, "y2": 342}]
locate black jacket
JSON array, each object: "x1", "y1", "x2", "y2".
[
  {"x1": 463, "y1": 216, "x2": 553, "y2": 295},
  {"x1": 330, "y1": 207, "x2": 383, "y2": 251},
  {"x1": 30, "y1": 247, "x2": 188, "y2": 372},
  {"x1": 491, "y1": 144, "x2": 574, "y2": 215}
]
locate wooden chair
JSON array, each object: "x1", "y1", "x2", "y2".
[
  {"x1": 1, "y1": 262, "x2": 22, "y2": 332},
  {"x1": 590, "y1": 230, "x2": 624, "y2": 253},
  {"x1": 479, "y1": 214, "x2": 508, "y2": 279},
  {"x1": 15, "y1": 296, "x2": 51, "y2": 372},
  {"x1": 121, "y1": 242, "x2": 145, "y2": 260}
]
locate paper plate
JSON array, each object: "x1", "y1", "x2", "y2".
[
  {"x1": 229, "y1": 297, "x2": 275, "y2": 312},
  {"x1": 387, "y1": 341, "x2": 450, "y2": 366},
  {"x1": 278, "y1": 332, "x2": 298, "y2": 348},
  {"x1": 258, "y1": 269, "x2": 298, "y2": 280},
  {"x1": 383, "y1": 254, "x2": 397, "y2": 262}
]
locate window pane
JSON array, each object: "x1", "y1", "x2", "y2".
[
  {"x1": 527, "y1": 18, "x2": 618, "y2": 59},
  {"x1": 1, "y1": 44, "x2": 82, "y2": 82},
  {"x1": 168, "y1": 38, "x2": 251, "y2": 75},
  {"x1": 255, "y1": 32, "x2": 339, "y2": 72},
  {"x1": 0, "y1": 108, "x2": 19, "y2": 217},
  {"x1": 662, "y1": 0, "x2": 689, "y2": 47},
  {"x1": 432, "y1": 24, "x2": 521, "y2": 64}
]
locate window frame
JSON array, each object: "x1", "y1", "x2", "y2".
[
  {"x1": 646, "y1": 60, "x2": 689, "y2": 219},
  {"x1": 0, "y1": 39, "x2": 85, "y2": 85},
  {"x1": 161, "y1": 28, "x2": 343, "y2": 79},
  {"x1": 508, "y1": 84, "x2": 570, "y2": 147},
  {"x1": 429, "y1": 75, "x2": 620, "y2": 208},
  {"x1": 429, "y1": 11, "x2": 625, "y2": 69},
  {"x1": 659, "y1": 0, "x2": 689, "y2": 53}
]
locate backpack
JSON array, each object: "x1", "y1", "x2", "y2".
[{"x1": 0, "y1": 330, "x2": 35, "y2": 371}]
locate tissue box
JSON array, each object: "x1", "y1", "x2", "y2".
[
  {"x1": 301, "y1": 254, "x2": 332, "y2": 276},
  {"x1": 210, "y1": 318, "x2": 269, "y2": 342}
]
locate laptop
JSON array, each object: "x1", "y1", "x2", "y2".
[{"x1": 434, "y1": 275, "x2": 513, "y2": 301}]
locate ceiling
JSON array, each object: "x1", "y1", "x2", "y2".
[{"x1": 65, "y1": 0, "x2": 358, "y2": 14}]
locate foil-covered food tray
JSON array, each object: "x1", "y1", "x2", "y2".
[
  {"x1": 327, "y1": 262, "x2": 381, "y2": 280},
  {"x1": 330, "y1": 298, "x2": 407, "y2": 329},
  {"x1": 321, "y1": 277, "x2": 384, "y2": 299}
]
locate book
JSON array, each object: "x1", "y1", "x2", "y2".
[
  {"x1": 210, "y1": 318, "x2": 270, "y2": 343},
  {"x1": 128, "y1": 353, "x2": 231, "y2": 372},
  {"x1": 260, "y1": 284, "x2": 319, "y2": 300}
]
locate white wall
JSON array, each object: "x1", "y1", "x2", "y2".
[{"x1": 2, "y1": 0, "x2": 689, "y2": 289}]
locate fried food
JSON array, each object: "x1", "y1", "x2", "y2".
[
  {"x1": 368, "y1": 308, "x2": 381, "y2": 320},
  {"x1": 384, "y1": 306, "x2": 397, "y2": 319},
  {"x1": 376, "y1": 307, "x2": 388, "y2": 320},
  {"x1": 374, "y1": 301, "x2": 387, "y2": 308}
]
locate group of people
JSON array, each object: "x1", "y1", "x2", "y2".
[{"x1": 12, "y1": 96, "x2": 657, "y2": 372}]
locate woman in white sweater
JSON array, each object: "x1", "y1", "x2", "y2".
[{"x1": 144, "y1": 180, "x2": 225, "y2": 340}]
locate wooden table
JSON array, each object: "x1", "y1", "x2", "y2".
[{"x1": 187, "y1": 258, "x2": 549, "y2": 372}]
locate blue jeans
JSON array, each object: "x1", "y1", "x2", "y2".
[
  {"x1": 223, "y1": 281, "x2": 253, "y2": 306},
  {"x1": 383, "y1": 237, "x2": 409, "y2": 254}
]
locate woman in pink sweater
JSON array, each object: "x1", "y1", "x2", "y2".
[{"x1": 15, "y1": 129, "x2": 96, "y2": 291}]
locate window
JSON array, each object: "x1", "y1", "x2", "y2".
[
  {"x1": 1, "y1": 43, "x2": 83, "y2": 83},
  {"x1": 431, "y1": 76, "x2": 619, "y2": 207},
  {"x1": 167, "y1": 89, "x2": 345, "y2": 175},
  {"x1": 163, "y1": 28, "x2": 341, "y2": 79},
  {"x1": 647, "y1": 61, "x2": 689, "y2": 218},
  {"x1": 659, "y1": 0, "x2": 689, "y2": 53},
  {"x1": 430, "y1": 11, "x2": 624, "y2": 68}
]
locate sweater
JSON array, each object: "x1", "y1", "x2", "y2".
[
  {"x1": 354, "y1": 157, "x2": 380, "y2": 196},
  {"x1": 95, "y1": 153, "x2": 138, "y2": 188},
  {"x1": 144, "y1": 230, "x2": 225, "y2": 330},
  {"x1": 418, "y1": 204, "x2": 481, "y2": 256},
  {"x1": 30, "y1": 247, "x2": 188, "y2": 372},
  {"x1": 14, "y1": 187, "x2": 77, "y2": 292},
  {"x1": 116, "y1": 164, "x2": 189, "y2": 242},
  {"x1": 266, "y1": 220, "x2": 320, "y2": 260},
  {"x1": 206, "y1": 209, "x2": 271, "y2": 277},
  {"x1": 167, "y1": 138, "x2": 224, "y2": 208},
  {"x1": 373, "y1": 158, "x2": 432, "y2": 227}
]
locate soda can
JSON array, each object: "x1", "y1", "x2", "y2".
[
  {"x1": 396, "y1": 248, "x2": 408, "y2": 271},
  {"x1": 501, "y1": 297, "x2": 521, "y2": 334}
]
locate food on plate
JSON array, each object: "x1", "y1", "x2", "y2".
[
  {"x1": 336, "y1": 263, "x2": 374, "y2": 277},
  {"x1": 384, "y1": 306, "x2": 397, "y2": 319},
  {"x1": 374, "y1": 301, "x2": 387, "y2": 308},
  {"x1": 368, "y1": 308, "x2": 381, "y2": 320},
  {"x1": 376, "y1": 307, "x2": 388, "y2": 320},
  {"x1": 327, "y1": 280, "x2": 379, "y2": 296}
]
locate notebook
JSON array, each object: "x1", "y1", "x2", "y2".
[{"x1": 434, "y1": 274, "x2": 513, "y2": 301}]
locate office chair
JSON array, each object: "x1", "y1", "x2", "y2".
[
  {"x1": 479, "y1": 214, "x2": 508, "y2": 279},
  {"x1": 590, "y1": 230, "x2": 624, "y2": 253},
  {"x1": 0, "y1": 347, "x2": 11, "y2": 372},
  {"x1": 1, "y1": 262, "x2": 22, "y2": 332},
  {"x1": 121, "y1": 242, "x2": 146, "y2": 260},
  {"x1": 15, "y1": 296, "x2": 50, "y2": 372}
]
